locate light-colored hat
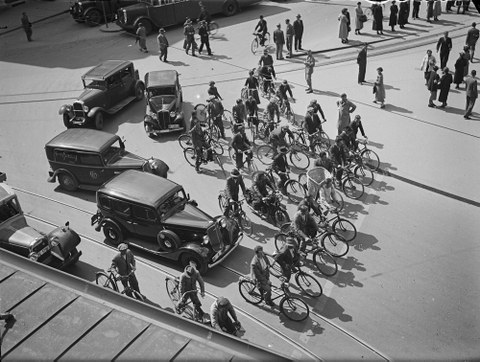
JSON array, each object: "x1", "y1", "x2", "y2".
[
  {"x1": 118, "y1": 243, "x2": 128, "y2": 251},
  {"x1": 159, "y1": 28, "x2": 165, "y2": 33},
  {"x1": 231, "y1": 168, "x2": 241, "y2": 177}
]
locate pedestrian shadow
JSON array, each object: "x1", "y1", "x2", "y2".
[
  {"x1": 341, "y1": 255, "x2": 367, "y2": 272},
  {"x1": 383, "y1": 104, "x2": 413, "y2": 113},
  {"x1": 313, "y1": 295, "x2": 353, "y2": 322},
  {"x1": 350, "y1": 232, "x2": 381, "y2": 252},
  {"x1": 383, "y1": 83, "x2": 401, "y2": 91},
  {"x1": 209, "y1": 54, "x2": 232, "y2": 61},
  {"x1": 439, "y1": 106, "x2": 466, "y2": 115},
  {"x1": 165, "y1": 60, "x2": 189, "y2": 67}
]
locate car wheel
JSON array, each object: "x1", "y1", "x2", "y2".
[
  {"x1": 103, "y1": 222, "x2": 124, "y2": 245},
  {"x1": 63, "y1": 113, "x2": 71, "y2": 128},
  {"x1": 58, "y1": 173, "x2": 78, "y2": 192},
  {"x1": 180, "y1": 252, "x2": 208, "y2": 275},
  {"x1": 135, "y1": 83, "x2": 145, "y2": 101},
  {"x1": 85, "y1": 9, "x2": 102, "y2": 26},
  {"x1": 94, "y1": 112, "x2": 104, "y2": 130},
  {"x1": 222, "y1": 0, "x2": 238, "y2": 16},
  {"x1": 157, "y1": 230, "x2": 181, "y2": 252},
  {"x1": 144, "y1": 123, "x2": 155, "y2": 138}
]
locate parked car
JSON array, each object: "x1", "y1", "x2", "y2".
[
  {"x1": 0, "y1": 173, "x2": 82, "y2": 269},
  {"x1": 144, "y1": 70, "x2": 184, "y2": 137},
  {"x1": 70, "y1": 0, "x2": 140, "y2": 26},
  {"x1": 45, "y1": 129, "x2": 169, "y2": 192},
  {"x1": 59, "y1": 60, "x2": 145, "y2": 130},
  {"x1": 91, "y1": 170, "x2": 242, "y2": 274}
]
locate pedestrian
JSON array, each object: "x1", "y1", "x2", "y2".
[
  {"x1": 198, "y1": 20, "x2": 212, "y2": 55},
  {"x1": 454, "y1": 52, "x2": 467, "y2": 89},
  {"x1": 207, "y1": 81, "x2": 223, "y2": 100},
  {"x1": 157, "y1": 28, "x2": 169, "y2": 62},
  {"x1": 433, "y1": 0, "x2": 442, "y2": 21},
  {"x1": 446, "y1": 0, "x2": 455, "y2": 11},
  {"x1": 136, "y1": 23, "x2": 148, "y2": 53},
  {"x1": 357, "y1": 43, "x2": 368, "y2": 84},
  {"x1": 355, "y1": 2, "x2": 364, "y2": 35},
  {"x1": 20, "y1": 12, "x2": 32, "y2": 42},
  {"x1": 465, "y1": 22, "x2": 479, "y2": 63},
  {"x1": 337, "y1": 93, "x2": 356, "y2": 134},
  {"x1": 285, "y1": 19, "x2": 294, "y2": 58},
  {"x1": 111, "y1": 243, "x2": 141, "y2": 297},
  {"x1": 273, "y1": 23, "x2": 285, "y2": 60},
  {"x1": 373, "y1": 3, "x2": 384, "y2": 35},
  {"x1": 389, "y1": 1, "x2": 398, "y2": 32},
  {"x1": 427, "y1": 66, "x2": 440, "y2": 107},
  {"x1": 338, "y1": 8, "x2": 350, "y2": 44},
  {"x1": 293, "y1": 14, "x2": 304, "y2": 51},
  {"x1": 373, "y1": 67, "x2": 386, "y2": 109},
  {"x1": 304, "y1": 50, "x2": 315, "y2": 93},
  {"x1": 250, "y1": 245, "x2": 274, "y2": 306},
  {"x1": 436, "y1": 31, "x2": 452, "y2": 69},
  {"x1": 438, "y1": 67, "x2": 453, "y2": 108},
  {"x1": 398, "y1": 0, "x2": 409, "y2": 28},
  {"x1": 412, "y1": 0, "x2": 421, "y2": 19},
  {"x1": 254, "y1": 15, "x2": 268, "y2": 47},
  {"x1": 426, "y1": 0, "x2": 434, "y2": 23},
  {"x1": 420, "y1": 49, "x2": 436, "y2": 85},
  {"x1": 464, "y1": 70, "x2": 478, "y2": 119},
  {"x1": 184, "y1": 18, "x2": 196, "y2": 56},
  {"x1": 462, "y1": 46, "x2": 471, "y2": 77}
]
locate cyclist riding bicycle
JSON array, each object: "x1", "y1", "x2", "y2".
[
  {"x1": 329, "y1": 136, "x2": 349, "y2": 187},
  {"x1": 231, "y1": 125, "x2": 253, "y2": 170},
  {"x1": 245, "y1": 95, "x2": 259, "y2": 128},
  {"x1": 292, "y1": 204, "x2": 319, "y2": 254},
  {"x1": 254, "y1": 15, "x2": 268, "y2": 47},
  {"x1": 259, "y1": 65, "x2": 275, "y2": 95},
  {"x1": 309, "y1": 99, "x2": 327, "y2": 122},
  {"x1": 176, "y1": 264, "x2": 206, "y2": 319},
  {"x1": 110, "y1": 243, "x2": 141, "y2": 297},
  {"x1": 258, "y1": 49, "x2": 276, "y2": 79},
  {"x1": 232, "y1": 98, "x2": 247, "y2": 132},
  {"x1": 210, "y1": 297, "x2": 242, "y2": 335},
  {"x1": 250, "y1": 170, "x2": 276, "y2": 214},
  {"x1": 189, "y1": 119, "x2": 213, "y2": 173},
  {"x1": 272, "y1": 146, "x2": 290, "y2": 195},
  {"x1": 206, "y1": 94, "x2": 225, "y2": 139},
  {"x1": 207, "y1": 80, "x2": 223, "y2": 100},
  {"x1": 265, "y1": 98, "x2": 280, "y2": 123},
  {"x1": 274, "y1": 237, "x2": 302, "y2": 282},
  {"x1": 224, "y1": 168, "x2": 247, "y2": 217},
  {"x1": 269, "y1": 124, "x2": 293, "y2": 151},
  {"x1": 276, "y1": 80, "x2": 293, "y2": 114},
  {"x1": 244, "y1": 70, "x2": 260, "y2": 104},
  {"x1": 304, "y1": 107, "x2": 324, "y2": 153}
]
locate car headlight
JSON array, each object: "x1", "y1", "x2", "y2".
[
  {"x1": 219, "y1": 217, "x2": 227, "y2": 228},
  {"x1": 170, "y1": 111, "x2": 176, "y2": 118},
  {"x1": 83, "y1": 105, "x2": 89, "y2": 112},
  {"x1": 202, "y1": 235, "x2": 210, "y2": 245}
]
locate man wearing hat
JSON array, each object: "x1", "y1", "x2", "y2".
[
  {"x1": 466, "y1": 22, "x2": 479, "y2": 62},
  {"x1": 293, "y1": 14, "x2": 304, "y2": 52},
  {"x1": 231, "y1": 124, "x2": 253, "y2": 170},
  {"x1": 304, "y1": 106, "x2": 323, "y2": 153},
  {"x1": 189, "y1": 116, "x2": 213, "y2": 172},
  {"x1": 336, "y1": 93, "x2": 356, "y2": 135},
  {"x1": 259, "y1": 49, "x2": 276, "y2": 79},
  {"x1": 329, "y1": 137, "x2": 348, "y2": 187},
  {"x1": 198, "y1": 20, "x2": 212, "y2": 56},
  {"x1": 250, "y1": 246, "x2": 274, "y2": 306},
  {"x1": 183, "y1": 18, "x2": 196, "y2": 56},
  {"x1": 254, "y1": 15, "x2": 268, "y2": 46},
  {"x1": 276, "y1": 79, "x2": 294, "y2": 114},
  {"x1": 177, "y1": 264, "x2": 206, "y2": 318},
  {"x1": 157, "y1": 28, "x2": 169, "y2": 62},
  {"x1": 111, "y1": 243, "x2": 141, "y2": 297},
  {"x1": 292, "y1": 204, "x2": 319, "y2": 254},
  {"x1": 274, "y1": 237, "x2": 301, "y2": 282},
  {"x1": 135, "y1": 23, "x2": 148, "y2": 53},
  {"x1": 272, "y1": 146, "x2": 290, "y2": 195},
  {"x1": 285, "y1": 19, "x2": 294, "y2": 58},
  {"x1": 224, "y1": 168, "x2": 247, "y2": 217},
  {"x1": 210, "y1": 297, "x2": 242, "y2": 335},
  {"x1": 206, "y1": 94, "x2": 225, "y2": 138},
  {"x1": 207, "y1": 80, "x2": 223, "y2": 100},
  {"x1": 273, "y1": 23, "x2": 285, "y2": 60}
]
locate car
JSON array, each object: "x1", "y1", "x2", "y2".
[
  {"x1": 45, "y1": 128, "x2": 169, "y2": 192},
  {"x1": 91, "y1": 170, "x2": 242, "y2": 274},
  {"x1": 0, "y1": 173, "x2": 82, "y2": 269},
  {"x1": 59, "y1": 60, "x2": 145, "y2": 130},
  {"x1": 70, "y1": 0, "x2": 140, "y2": 26},
  {"x1": 144, "y1": 70, "x2": 185, "y2": 137}
]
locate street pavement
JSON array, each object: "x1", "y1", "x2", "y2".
[{"x1": 1, "y1": 0, "x2": 480, "y2": 360}]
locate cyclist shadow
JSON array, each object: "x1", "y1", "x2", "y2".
[
  {"x1": 199, "y1": 166, "x2": 227, "y2": 180},
  {"x1": 341, "y1": 200, "x2": 367, "y2": 218},
  {"x1": 350, "y1": 232, "x2": 380, "y2": 252},
  {"x1": 278, "y1": 313, "x2": 324, "y2": 334},
  {"x1": 312, "y1": 295, "x2": 352, "y2": 323},
  {"x1": 366, "y1": 179, "x2": 395, "y2": 195},
  {"x1": 247, "y1": 218, "x2": 281, "y2": 243},
  {"x1": 339, "y1": 255, "x2": 367, "y2": 273}
]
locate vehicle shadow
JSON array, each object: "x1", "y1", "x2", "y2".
[{"x1": 53, "y1": 186, "x2": 97, "y2": 203}]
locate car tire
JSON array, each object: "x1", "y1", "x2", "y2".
[
  {"x1": 58, "y1": 172, "x2": 78, "y2": 192},
  {"x1": 63, "y1": 113, "x2": 71, "y2": 128},
  {"x1": 85, "y1": 9, "x2": 102, "y2": 26},
  {"x1": 144, "y1": 123, "x2": 155, "y2": 138},
  {"x1": 94, "y1": 112, "x2": 104, "y2": 130},
  {"x1": 135, "y1": 83, "x2": 145, "y2": 101},
  {"x1": 222, "y1": 0, "x2": 238, "y2": 16},
  {"x1": 157, "y1": 230, "x2": 181, "y2": 252},
  {"x1": 103, "y1": 221, "x2": 124, "y2": 245},
  {"x1": 180, "y1": 252, "x2": 208, "y2": 275}
]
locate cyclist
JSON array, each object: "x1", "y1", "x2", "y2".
[
  {"x1": 245, "y1": 95, "x2": 259, "y2": 129},
  {"x1": 304, "y1": 107, "x2": 323, "y2": 153},
  {"x1": 207, "y1": 80, "x2": 223, "y2": 101},
  {"x1": 272, "y1": 146, "x2": 290, "y2": 195},
  {"x1": 250, "y1": 170, "x2": 275, "y2": 214},
  {"x1": 314, "y1": 151, "x2": 334, "y2": 174},
  {"x1": 274, "y1": 237, "x2": 301, "y2": 282},
  {"x1": 250, "y1": 245, "x2": 274, "y2": 306},
  {"x1": 318, "y1": 176, "x2": 342, "y2": 213},
  {"x1": 231, "y1": 125, "x2": 253, "y2": 170},
  {"x1": 176, "y1": 264, "x2": 206, "y2": 320},
  {"x1": 269, "y1": 124, "x2": 293, "y2": 152},
  {"x1": 189, "y1": 119, "x2": 213, "y2": 173},
  {"x1": 224, "y1": 168, "x2": 247, "y2": 217},
  {"x1": 329, "y1": 136, "x2": 349, "y2": 187},
  {"x1": 259, "y1": 65, "x2": 275, "y2": 95},
  {"x1": 276, "y1": 80, "x2": 294, "y2": 114},
  {"x1": 110, "y1": 243, "x2": 141, "y2": 297},
  {"x1": 189, "y1": 110, "x2": 201, "y2": 129},
  {"x1": 206, "y1": 95, "x2": 225, "y2": 139},
  {"x1": 292, "y1": 204, "x2": 319, "y2": 254},
  {"x1": 254, "y1": 15, "x2": 268, "y2": 47},
  {"x1": 244, "y1": 69, "x2": 260, "y2": 104},
  {"x1": 309, "y1": 99, "x2": 327, "y2": 122},
  {"x1": 259, "y1": 49, "x2": 276, "y2": 79},
  {"x1": 348, "y1": 115, "x2": 367, "y2": 151},
  {"x1": 232, "y1": 98, "x2": 246, "y2": 131},
  {"x1": 210, "y1": 297, "x2": 242, "y2": 335}
]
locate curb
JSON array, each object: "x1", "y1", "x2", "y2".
[{"x1": 0, "y1": 8, "x2": 69, "y2": 37}]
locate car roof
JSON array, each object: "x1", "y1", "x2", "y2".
[
  {"x1": 145, "y1": 70, "x2": 178, "y2": 88},
  {"x1": 98, "y1": 170, "x2": 181, "y2": 208},
  {"x1": 0, "y1": 183, "x2": 15, "y2": 202},
  {"x1": 82, "y1": 60, "x2": 132, "y2": 80},
  {"x1": 45, "y1": 129, "x2": 119, "y2": 153}
]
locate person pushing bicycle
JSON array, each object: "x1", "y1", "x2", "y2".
[
  {"x1": 110, "y1": 243, "x2": 141, "y2": 298},
  {"x1": 176, "y1": 264, "x2": 206, "y2": 319},
  {"x1": 189, "y1": 117, "x2": 213, "y2": 173},
  {"x1": 276, "y1": 80, "x2": 294, "y2": 114},
  {"x1": 210, "y1": 297, "x2": 242, "y2": 336},
  {"x1": 206, "y1": 95, "x2": 225, "y2": 139},
  {"x1": 292, "y1": 204, "x2": 319, "y2": 255}
]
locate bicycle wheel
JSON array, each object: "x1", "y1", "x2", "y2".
[
  {"x1": 280, "y1": 296, "x2": 309, "y2": 321},
  {"x1": 274, "y1": 209, "x2": 290, "y2": 227},
  {"x1": 256, "y1": 120, "x2": 268, "y2": 140},
  {"x1": 321, "y1": 232, "x2": 349, "y2": 257},
  {"x1": 178, "y1": 134, "x2": 192, "y2": 150},
  {"x1": 342, "y1": 176, "x2": 364, "y2": 200},
  {"x1": 183, "y1": 148, "x2": 197, "y2": 167},
  {"x1": 289, "y1": 150, "x2": 310, "y2": 170},
  {"x1": 298, "y1": 172, "x2": 307, "y2": 189},
  {"x1": 194, "y1": 103, "x2": 208, "y2": 125},
  {"x1": 218, "y1": 192, "x2": 228, "y2": 214},
  {"x1": 313, "y1": 249, "x2": 338, "y2": 276},
  {"x1": 285, "y1": 180, "x2": 306, "y2": 203},
  {"x1": 251, "y1": 38, "x2": 259, "y2": 54},
  {"x1": 264, "y1": 32, "x2": 271, "y2": 46},
  {"x1": 274, "y1": 233, "x2": 289, "y2": 251},
  {"x1": 295, "y1": 272, "x2": 322, "y2": 298},
  {"x1": 354, "y1": 165, "x2": 374, "y2": 187},
  {"x1": 210, "y1": 139, "x2": 224, "y2": 156},
  {"x1": 239, "y1": 279, "x2": 263, "y2": 304},
  {"x1": 361, "y1": 149, "x2": 380, "y2": 171},
  {"x1": 122, "y1": 289, "x2": 145, "y2": 302},
  {"x1": 265, "y1": 255, "x2": 283, "y2": 278},
  {"x1": 209, "y1": 22, "x2": 219, "y2": 36},
  {"x1": 95, "y1": 272, "x2": 117, "y2": 291},
  {"x1": 223, "y1": 110, "x2": 233, "y2": 130},
  {"x1": 332, "y1": 218, "x2": 357, "y2": 242},
  {"x1": 256, "y1": 144, "x2": 275, "y2": 165},
  {"x1": 331, "y1": 190, "x2": 345, "y2": 212},
  {"x1": 240, "y1": 212, "x2": 253, "y2": 236},
  {"x1": 166, "y1": 277, "x2": 180, "y2": 303}
]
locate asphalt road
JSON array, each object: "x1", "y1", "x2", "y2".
[{"x1": 1, "y1": 0, "x2": 480, "y2": 360}]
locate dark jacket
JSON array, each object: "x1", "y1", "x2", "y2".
[
  {"x1": 252, "y1": 171, "x2": 274, "y2": 197},
  {"x1": 225, "y1": 176, "x2": 246, "y2": 200},
  {"x1": 465, "y1": 76, "x2": 478, "y2": 99},
  {"x1": 438, "y1": 73, "x2": 453, "y2": 102},
  {"x1": 255, "y1": 19, "x2": 267, "y2": 34},
  {"x1": 427, "y1": 71, "x2": 440, "y2": 91},
  {"x1": 231, "y1": 131, "x2": 251, "y2": 151},
  {"x1": 111, "y1": 250, "x2": 136, "y2": 276},
  {"x1": 329, "y1": 143, "x2": 348, "y2": 165},
  {"x1": 179, "y1": 266, "x2": 205, "y2": 295},
  {"x1": 293, "y1": 19, "x2": 304, "y2": 36},
  {"x1": 436, "y1": 36, "x2": 452, "y2": 55},
  {"x1": 304, "y1": 112, "x2": 321, "y2": 134},
  {"x1": 273, "y1": 28, "x2": 285, "y2": 45},
  {"x1": 272, "y1": 153, "x2": 288, "y2": 173},
  {"x1": 250, "y1": 254, "x2": 270, "y2": 284}
]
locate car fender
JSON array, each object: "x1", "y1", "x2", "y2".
[
  {"x1": 134, "y1": 17, "x2": 154, "y2": 30},
  {"x1": 58, "y1": 104, "x2": 72, "y2": 115},
  {"x1": 87, "y1": 107, "x2": 104, "y2": 118},
  {"x1": 144, "y1": 115, "x2": 155, "y2": 126},
  {"x1": 134, "y1": 79, "x2": 145, "y2": 91},
  {"x1": 179, "y1": 243, "x2": 210, "y2": 260},
  {"x1": 47, "y1": 168, "x2": 74, "y2": 183}
]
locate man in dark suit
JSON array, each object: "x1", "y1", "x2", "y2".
[
  {"x1": 466, "y1": 22, "x2": 480, "y2": 62},
  {"x1": 464, "y1": 69, "x2": 478, "y2": 119},
  {"x1": 111, "y1": 243, "x2": 140, "y2": 296},
  {"x1": 224, "y1": 168, "x2": 247, "y2": 216},
  {"x1": 250, "y1": 246, "x2": 274, "y2": 306},
  {"x1": 254, "y1": 15, "x2": 268, "y2": 46},
  {"x1": 436, "y1": 31, "x2": 453, "y2": 69},
  {"x1": 293, "y1": 14, "x2": 304, "y2": 51},
  {"x1": 273, "y1": 23, "x2": 285, "y2": 60},
  {"x1": 357, "y1": 43, "x2": 368, "y2": 84}
]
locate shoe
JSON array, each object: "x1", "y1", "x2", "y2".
[
  {"x1": 380, "y1": 104, "x2": 385, "y2": 109},
  {"x1": 185, "y1": 50, "x2": 188, "y2": 54},
  {"x1": 428, "y1": 104, "x2": 436, "y2": 108},
  {"x1": 306, "y1": 90, "x2": 313, "y2": 93},
  {"x1": 373, "y1": 100, "x2": 377, "y2": 104},
  {"x1": 439, "y1": 104, "x2": 446, "y2": 108},
  {"x1": 265, "y1": 300, "x2": 275, "y2": 307},
  {"x1": 464, "y1": 115, "x2": 471, "y2": 119},
  {"x1": 192, "y1": 54, "x2": 197, "y2": 57}
]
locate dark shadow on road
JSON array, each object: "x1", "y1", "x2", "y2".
[
  {"x1": 329, "y1": 270, "x2": 363, "y2": 288},
  {"x1": 53, "y1": 186, "x2": 97, "y2": 203},
  {"x1": 383, "y1": 83, "x2": 400, "y2": 91},
  {"x1": 351, "y1": 232, "x2": 381, "y2": 252},
  {"x1": 313, "y1": 295, "x2": 352, "y2": 322},
  {"x1": 341, "y1": 255, "x2": 367, "y2": 272},
  {"x1": 384, "y1": 103, "x2": 413, "y2": 113},
  {"x1": 439, "y1": 106, "x2": 466, "y2": 115},
  {"x1": 164, "y1": 60, "x2": 190, "y2": 67}
]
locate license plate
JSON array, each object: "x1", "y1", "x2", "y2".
[{"x1": 169, "y1": 124, "x2": 180, "y2": 129}]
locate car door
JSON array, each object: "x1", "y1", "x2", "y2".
[
  {"x1": 131, "y1": 204, "x2": 162, "y2": 239},
  {"x1": 110, "y1": 199, "x2": 135, "y2": 234},
  {"x1": 105, "y1": 73, "x2": 124, "y2": 109},
  {"x1": 119, "y1": 64, "x2": 134, "y2": 98},
  {"x1": 77, "y1": 152, "x2": 108, "y2": 187},
  {"x1": 173, "y1": 0, "x2": 198, "y2": 24}
]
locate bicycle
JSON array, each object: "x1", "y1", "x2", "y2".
[
  {"x1": 291, "y1": 127, "x2": 331, "y2": 156},
  {"x1": 251, "y1": 32, "x2": 271, "y2": 54},
  {"x1": 262, "y1": 167, "x2": 306, "y2": 203},
  {"x1": 184, "y1": 144, "x2": 225, "y2": 175},
  {"x1": 266, "y1": 253, "x2": 323, "y2": 297},
  {"x1": 277, "y1": 96, "x2": 296, "y2": 124},
  {"x1": 228, "y1": 146, "x2": 258, "y2": 173},
  {"x1": 255, "y1": 112, "x2": 279, "y2": 141},
  {"x1": 348, "y1": 151, "x2": 374, "y2": 187},
  {"x1": 95, "y1": 268, "x2": 145, "y2": 302},
  {"x1": 165, "y1": 277, "x2": 209, "y2": 324},
  {"x1": 356, "y1": 138, "x2": 380, "y2": 172},
  {"x1": 298, "y1": 172, "x2": 345, "y2": 212},
  {"x1": 274, "y1": 231, "x2": 339, "y2": 276},
  {"x1": 194, "y1": 103, "x2": 233, "y2": 132},
  {"x1": 334, "y1": 164, "x2": 365, "y2": 200},
  {"x1": 238, "y1": 276, "x2": 309, "y2": 321},
  {"x1": 218, "y1": 191, "x2": 253, "y2": 236},
  {"x1": 256, "y1": 141, "x2": 310, "y2": 170},
  {"x1": 178, "y1": 132, "x2": 224, "y2": 155}
]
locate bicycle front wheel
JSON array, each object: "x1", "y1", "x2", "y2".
[
  {"x1": 183, "y1": 148, "x2": 197, "y2": 167},
  {"x1": 239, "y1": 279, "x2": 263, "y2": 304},
  {"x1": 280, "y1": 296, "x2": 309, "y2": 321},
  {"x1": 361, "y1": 149, "x2": 380, "y2": 171},
  {"x1": 295, "y1": 272, "x2": 323, "y2": 298},
  {"x1": 332, "y1": 218, "x2": 357, "y2": 242},
  {"x1": 342, "y1": 176, "x2": 364, "y2": 200},
  {"x1": 122, "y1": 289, "x2": 145, "y2": 302},
  {"x1": 354, "y1": 165, "x2": 374, "y2": 187},
  {"x1": 256, "y1": 144, "x2": 275, "y2": 165},
  {"x1": 240, "y1": 212, "x2": 253, "y2": 236},
  {"x1": 223, "y1": 110, "x2": 233, "y2": 130},
  {"x1": 210, "y1": 139, "x2": 224, "y2": 156},
  {"x1": 289, "y1": 150, "x2": 310, "y2": 170},
  {"x1": 313, "y1": 249, "x2": 338, "y2": 276},
  {"x1": 194, "y1": 103, "x2": 207, "y2": 125},
  {"x1": 274, "y1": 233, "x2": 289, "y2": 251},
  {"x1": 209, "y1": 22, "x2": 219, "y2": 36},
  {"x1": 166, "y1": 277, "x2": 180, "y2": 303},
  {"x1": 178, "y1": 134, "x2": 192, "y2": 150},
  {"x1": 251, "y1": 38, "x2": 259, "y2": 54},
  {"x1": 285, "y1": 180, "x2": 306, "y2": 203},
  {"x1": 321, "y1": 232, "x2": 349, "y2": 257},
  {"x1": 218, "y1": 192, "x2": 228, "y2": 214},
  {"x1": 95, "y1": 272, "x2": 117, "y2": 291}
]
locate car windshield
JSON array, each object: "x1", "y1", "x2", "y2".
[
  {"x1": 83, "y1": 77, "x2": 106, "y2": 90},
  {"x1": 157, "y1": 190, "x2": 187, "y2": 217},
  {"x1": 102, "y1": 139, "x2": 124, "y2": 164},
  {"x1": 148, "y1": 87, "x2": 175, "y2": 97},
  {"x1": 0, "y1": 197, "x2": 21, "y2": 224}
]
